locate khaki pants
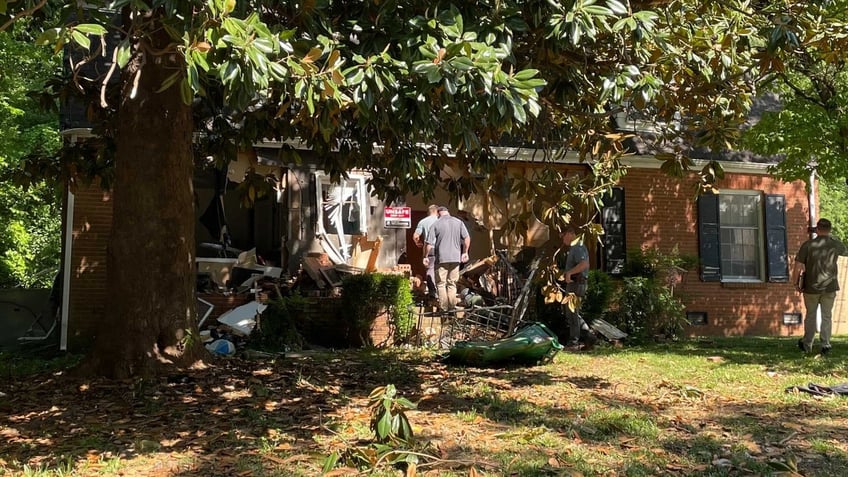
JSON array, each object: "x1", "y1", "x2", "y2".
[
  {"x1": 802, "y1": 291, "x2": 837, "y2": 349},
  {"x1": 435, "y1": 262, "x2": 460, "y2": 311}
]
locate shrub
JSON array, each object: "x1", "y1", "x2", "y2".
[
  {"x1": 341, "y1": 273, "x2": 414, "y2": 346},
  {"x1": 606, "y1": 276, "x2": 687, "y2": 342},
  {"x1": 581, "y1": 269, "x2": 614, "y2": 322},
  {"x1": 623, "y1": 246, "x2": 698, "y2": 279}
]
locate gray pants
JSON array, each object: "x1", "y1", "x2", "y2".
[
  {"x1": 802, "y1": 291, "x2": 837, "y2": 349},
  {"x1": 424, "y1": 253, "x2": 437, "y2": 298}
]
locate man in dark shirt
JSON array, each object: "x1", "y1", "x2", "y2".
[
  {"x1": 555, "y1": 225, "x2": 590, "y2": 349},
  {"x1": 790, "y1": 218, "x2": 848, "y2": 355}
]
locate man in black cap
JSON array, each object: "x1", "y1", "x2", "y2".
[{"x1": 791, "y1": 218, "x2": 848, "y2": 355}]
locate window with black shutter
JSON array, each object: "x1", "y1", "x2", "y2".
[
  {"x1": 601, "y1": 187, "x2": 626, "y2": 275},
  {"x1": 698, "y1": 193, "x2": 722, "y2": 282},
  {"x1": 764, "y1": 195, "x2": 789, "y2": 282},
  {"x1": 697, "y1": 191, "x2": 788, "y2": 283}
]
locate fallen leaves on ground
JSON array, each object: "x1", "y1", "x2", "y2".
[{"x1": 0, "y1": 348, "x2": 846, "y2": 476}]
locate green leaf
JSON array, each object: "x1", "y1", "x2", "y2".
[
  {"x1": 444, "y1": 77, "x2": 457, "y2": 95},
  {"x1": 348, "y1": 68, "x2": 365, "y2": 84},
  {"x1": 426, "y1": 66, "x2": 442, "y2": 84},
  {"x1": 306, "y1": 84, "x2": 315, "y2": 114},
  {"x1": 35, "y1": 28, "x2": 60, "y2": 47},
  {"x1": 321, "y1": 451, "x2": 340, "y2": 473},
  {"x1": 156, "y1": 71, "x2": 182, "y2": 93},
  {"x1": 583, "y1": 5, "x2": 612, "y2": 16},
  {"x1": 606, "y1": 0, "x2": 627, "y2": 15},
  {"x1": 179, "y1": 77, "x2": 193, "y2": 105},
  {"x1": 376, "y1": 410, "x2": 391, "y2": 439},
  {"x1": 513, "y1": 69, "x2": 539, "y2": 81},
  {"x1": 191, "y1": 49, "x2": 210, "y2": 72},
  {"x1": 512, "y1": 97, "x2": 527, "y2": 124},
  {"x1": 253, "y1": 38, "x2": 275, "y2": 54},
  {"x1": 74, "y1": 24, "x2": 108, "y2": 36},
  {"x1": 268, "y1": 62, "x2": 287, "y2": 81},
  {"x1": 451, "y1": 57, "x2": 474, "y2": 71},
  {"x1": 71, "y1": 30, "x2": 91, "y2": 50},
  {"x1": 221, "y1": 61, "x2": 239, "y2": 84},
  {"x1": 116, "y1": 39, "x2": 131, "y2": 68}
]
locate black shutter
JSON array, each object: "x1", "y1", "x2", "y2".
[
  {"x1": 764, "y1": 194, "x2": 789, "y2": 282},
  {"x1": 601, "y1": 187, "x2": 626, "y2": 275},
  {"x1": 698, "y1": 194, "x2": 721, "y2": 282}
]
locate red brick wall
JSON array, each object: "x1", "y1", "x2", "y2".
[
  {"x1": 297, "y1": 296, "x2": 395, "y2": 348},
  {"x1": 617, "y1": 167, "x2": 810, "y2": 336},
  {"x1": 67, "y1": 185, "x2": 113, "y2": 349}
]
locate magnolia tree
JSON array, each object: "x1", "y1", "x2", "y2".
[{"x1": 1, "y1": 0, "x2": 820, "y2": 377}]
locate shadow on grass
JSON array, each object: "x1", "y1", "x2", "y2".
[
  {"x1": 0, "y1": 348, "x2": 432, "y2": 476},
  {"x1": 3, "y1": 340, "x2": 847, "y2": 477}
]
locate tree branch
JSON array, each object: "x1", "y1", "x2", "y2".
[
  {"x1": 778, "y1": 71, "x2": 826, "y2": 109},
  {"x1": 0, "y1": 0, "x2": 48, "y2": 33}
]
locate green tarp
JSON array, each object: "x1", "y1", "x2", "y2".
[{"x1": 447, "y1": 322, "x2": 563, "y2": 366}]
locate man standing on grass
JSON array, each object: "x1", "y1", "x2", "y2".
[
  {"x1": 423, "y1": 206, "x2": 470, "y2": 312},
  {"x1": 555, "y1": 225, "x2": 590, "y2": 351},
  {"x1": 791, "y1": 218, "x2": 848, "y2": 356}
]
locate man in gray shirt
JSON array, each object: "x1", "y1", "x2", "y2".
[
  {"x1": 412, "y1": 204, "x2": 439, "y2": 299},
  {"x1": 423, "y1": 207, "x2": 470, "y2": 311}
]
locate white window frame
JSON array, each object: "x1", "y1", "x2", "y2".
[
  {"x1": 314, "y1": 172, "x2": 368, "y2": 237},
  {"x1": 718, "y1": 190, "x2": 765, "y2": 282}
]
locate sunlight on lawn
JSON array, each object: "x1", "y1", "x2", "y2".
[{"x1": 1, "y1": 336, "x2": 847, "y2": 476}]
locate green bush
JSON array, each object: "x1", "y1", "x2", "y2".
[
  {"x1": 606, "y1": 276, "x2": 687, "y2": 342},
  {"x1": 622, "y1": 246, "x2": 698, "y2": 279},
  {"x1": 581, "y1": 269, "x2": 614, "y2": 322},
  {"x1": 341, "y1": 273, "x2": 414, "y2": 346}
]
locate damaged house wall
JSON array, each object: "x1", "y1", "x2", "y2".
[
  {"x1": 194, "y1": 146, "x2": 408, "y2": 284},
  {"x1": 60, "y1": 136, "x2": 826, "y2": 348},
  {"x1": 62, "y1": 145, "x2": 411, "y2": 349}
]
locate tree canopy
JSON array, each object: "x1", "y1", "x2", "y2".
[
  {"x1": 741, "y1": 0, "x2": 848, "y2": 184},
  {"x1": 17, "y1": 1, "x2": 770, "y2": 211}
]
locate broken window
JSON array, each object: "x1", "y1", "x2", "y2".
[{"x1": 315, "y1": 172, "x2": 368, "y2": 258}]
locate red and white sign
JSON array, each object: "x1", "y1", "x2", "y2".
[{"x1": 384, "y1": 206, "x2": 412, "y2": 229}]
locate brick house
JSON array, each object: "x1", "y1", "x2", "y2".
[
  {"x1": 598, "y1": 157, "x2": 845, "y2": 337},
  {"x1": 57, "y1": 136, "x2": 844, "y2": 350}
]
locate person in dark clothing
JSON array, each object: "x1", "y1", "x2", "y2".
[
  {"x1": 791, "y1": 218, "x2": 848, "y2": 355},
  {"x1": 555, "y1": 225, "x2": 589, "y2": 350}
]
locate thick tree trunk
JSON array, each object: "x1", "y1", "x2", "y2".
[{"x1": 86, "y1": 19, "x2": 202, "y2": 378}]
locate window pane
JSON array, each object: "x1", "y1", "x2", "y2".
[{"x1": 718, "y1": 194, "x2": 761, "y2": 280}]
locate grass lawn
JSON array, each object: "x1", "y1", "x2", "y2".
[{"x1": 1, "y1": 336, "x2": 847, "y2": 476}]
